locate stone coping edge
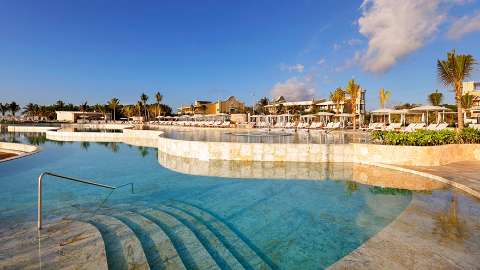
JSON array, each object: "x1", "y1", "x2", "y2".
[
  {"x1": 0, "y1": 142, "x2": 40, "y2": 163},
  {"x1": 364, "y1": 162, "x2": 480, "y2": 199}
]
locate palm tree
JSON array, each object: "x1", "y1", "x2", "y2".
[
  {"x1": 379, "y1": 88, "x2": 392, "y2": 109},
  {"x1": 79, "y1": 101, "x2": 88, "y2": 112},
  {"x1": 136, "y1": 101, "x2": 143, "y2": 117},
  {"x1": 255, "y1": 97, "x2": 270, "y2": 114},
  {"x1": 461, "y1": 93, "x2": 474, "y2": 118},
  {"x1": 330, "y1": 87, "x2": 345, "y2": 114},
  {"x1": 0, "y1": 103, "x2": 8, "y2": 117},
  {"x1": 437, "y1": 50, "x2": 476, "y2": 130},
  {"x1": 55, "y1": 100, "x2": 65, "y2": 110},
  {"x1": 428, "y1": 89, "x2": 443, "y2": 106},
  {"x1": 155, "y1": 91, "x2": 163, "y2": 117},
  {"x1": 122, "y1": 105, "x2": 134, "y2": 118},
  {"x1": 108, "y1": 97, "x2": 120, "y2": 121},
  {"x1": 345, "y1": 79, "x2": 361, "y2": 130},
  {"x1": 23, "y1": 103, "x2": 39, "y2": 118},
  {"x1": 140, "y1": 93, "x2": 149, "y2": 120},
  {"x1": 94, "y1": 104, "x2": 107, "y2": 121},
  {"x1": 9, "y1": 102, "x2": 20, "y2": 117}
]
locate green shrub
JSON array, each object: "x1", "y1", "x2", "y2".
[
  {"x1": 371, "y1": 128, "x2": 480, "y2": 146},
  {"x1": 459, "y1": 127, "x2": 480, "y2": 144}
]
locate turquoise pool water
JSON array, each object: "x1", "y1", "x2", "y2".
[{"x1": 0, "y1": 132, "x2": 478, "y2": 269}]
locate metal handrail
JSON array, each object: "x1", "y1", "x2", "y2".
[{"x1": 37, "y1": 172, "x2": 134, "y2": 230}]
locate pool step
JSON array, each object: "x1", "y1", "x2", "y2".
[
  {"x1": 167, "y1": 201, "x2": 275, "y2": 270},
  {"x1": 72, "y1": 201, "x2": 274, "y2": 270},
  {"x1": 112, "y1": 211, "x2": 186, "y2": 270},
  {"x1": 132, "y1": 206, "x2": 221, "y2": 270},
  {"x1": 88, "y1": 214, "x2": 150, "y2": 270},
  {"x1": 154, "y1": 204, "x2": 245, "y2": 270}
]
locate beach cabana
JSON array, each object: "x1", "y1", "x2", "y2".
[
  {"x1": 409, "y1": 105, "x2": 450, "y2": 124},
  {"x1": 332, "y1": 113, "x2": 352, "y2": 128},
  {"x1": 370, "y1": 108, "x2": 394, "y2": 123}
]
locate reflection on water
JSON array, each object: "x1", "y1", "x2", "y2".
[
  {"x1": 160, "y1": 127, "x2": 371, "y2": 144},
  {"x1": 433, "y1": 194, "x2": 468, "y2": 242},
  {"x1": 157, "y1": 151, "x2": 447, "y2": 191}
]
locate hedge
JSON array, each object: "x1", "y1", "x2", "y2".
[{"x1": 371, "y1": 127, "x2": 480, "y2": 146}]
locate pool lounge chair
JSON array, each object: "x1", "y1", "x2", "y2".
[
  {"x1": 415, "y1": 123, "x2": 426, "y2": 130},
  {"x1": 470, "y1": 123, "x2": 480, "y2": 130},
  {"x1": 403, "y1": 123, "x2": 417, "y2": 132},
  {"x1": 325, "y1": 122, "x2": 341, "y2": 130},
  {"x1": 385, "y1": 123, "x2": 402, "y2": 131},
  {"x1": 435, "y1": 123, "x2": 448, "y2": 131},
  {"x1": 426, "y1": 123, "x2": 438, "y2": 130}
]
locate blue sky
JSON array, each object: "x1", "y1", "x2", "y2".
[{"x1": 0, "y1": 0, "x2": 479, "y2": 110}]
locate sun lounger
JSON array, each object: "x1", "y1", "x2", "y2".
[
  {"x1": 435, "y1": 123, "x2": 448, "y2": 131},
  {"x1": 403, "y1": 123, "x2": 416, "y2": 132},
  {"x1": 325, "y1": 122, "x2": 341, "y2": 130},
  {"x1": 385, "y1": 123, "x2": 401, "y2": 131},
  {"x1": 426, "y1": 123, "x2": 438, "y2": 130},
  {"x1": 470, "y1": 123, "x2": 480, "y2": 130}
]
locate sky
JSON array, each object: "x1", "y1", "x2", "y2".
[{"x1": 0, "y1": 0, "x2": 480, "y2": 110}]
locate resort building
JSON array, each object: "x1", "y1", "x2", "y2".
[
  {"x1": 55, "y1": 111, "x2": 111, "y2": 123},
  {"x1": 463, "y1": 81, "x2": 480, "y2": 119},
  {"x1": 264, "y1": 96, "x2": 322, "y2": 114},
  {"x1": 264, "y1": 89, "x2": 366, "y2": 116},
  {"x1": 177, "y1": 96, "x2": 246, "y2": 115}
]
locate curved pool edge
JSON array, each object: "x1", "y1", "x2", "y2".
[
  {"x1": 42, "y1": 127, "x2": 480, "y2": 199},
  {"x1": 363, "y1": 162, "x2": 480, "y2": 199},
  {"x1": 0, "y1": 142, "x2": 41, "y2": 163}
]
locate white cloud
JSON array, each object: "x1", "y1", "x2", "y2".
[
  {"x1": 447, "y1": 10, "x2": 480, "y2": 39},
  {"x1": 280, "y1": 63, "x2": 304, "y2": 73},
  {"x1": 358, "y1": 0, "x2": 445, "y2": 73},
  {"x1": 270, "y1": 76, "x2": 315, "y2": 101},
  {"x1": 317, "y1": 58, "x2": 326, "y2": 65}
]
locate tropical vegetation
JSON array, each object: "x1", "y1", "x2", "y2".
[
  {"x1": 371, "y1": 128, "x2": 480, "y2": 146},
  {"x1": 437, "y1": 50, "x2": 476, "y2": 130},
  {"x1": 378, "y1": 88, "x2": 391, "y2": 109},
  {"x1": 428, "y1": 90, "x2": 443, "y2": 106},
  {"x1": 346, "y1": 79, "x2": 361, "y2": 130},
  {"x1": 1, "y1": 92, "x2": 172, "y2": 122},
  {"x1": 330, "y1": 87, "x2": 345, "y2": 114}
]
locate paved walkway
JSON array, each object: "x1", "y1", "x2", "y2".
[{"x1": 402, "y1": 161, "x2": 480, "y2": 198}]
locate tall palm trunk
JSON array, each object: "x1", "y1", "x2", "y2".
[{"x1": 456, "y1": 82, "x2": 464, "y2": 130}]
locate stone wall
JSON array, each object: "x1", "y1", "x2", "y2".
[{"x1": 157, "y1": 136, "x2": 480, "y2": 166}]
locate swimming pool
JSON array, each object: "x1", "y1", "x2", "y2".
[
  {"x1": 1, "y1": 132, "x2": 479, "y2": 269},
  {"x1": 158, "y1": 127, "x2": 371, "y2": 144}
]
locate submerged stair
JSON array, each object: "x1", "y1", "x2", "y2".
[
  {"x1": 68, "y1": 201, "x2": 274, "y2": 270},
  {"x1": 112, "y1": 211, "x2": 186, "y2": 270},
  {"x1": 167, "y1": 201, "x2": 275, "y2": 270},
  {"x1": 132, "y1": 206, "x2": 221, "y2": 270},
  {"x1": 154, "y1": 204, "x2": 245, "y2": 270},
  {"x1": 88, "y1": 214, "x2": 150, "y2": 270}
]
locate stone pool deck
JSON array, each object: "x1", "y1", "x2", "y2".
[{"x1": 402, "y1": 161, "x2": 480, "y2": 197}]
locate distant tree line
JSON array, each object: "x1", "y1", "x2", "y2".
[{"x1": 2, "y1": 91, "x2": 173, "y2": 121}]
